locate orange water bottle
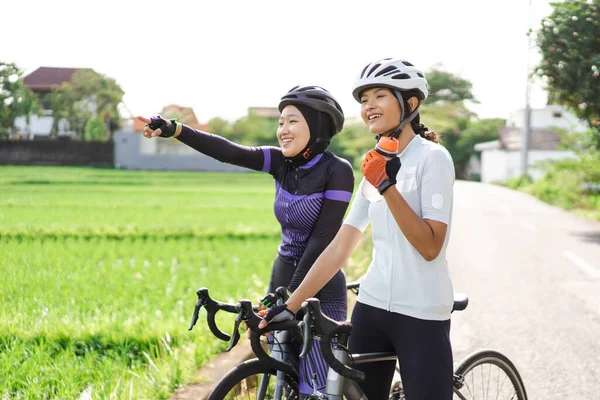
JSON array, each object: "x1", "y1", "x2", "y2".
[{"x1": 361, "y1": 136, "x2": 399, "y2": 202}]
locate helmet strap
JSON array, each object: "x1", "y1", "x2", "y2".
[{"x1": 388, "y1": 90, "x2": 420, "y2": 140}]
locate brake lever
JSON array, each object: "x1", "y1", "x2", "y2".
[
  {"x1": 226, "y1": 311, "x2": 242, "y2": 352},
  {"x1": 188, "y1": 299, "x2": 203, "y2": 331},
  {"x1": 274, "y1": 286, "x2": 289, "y2": 303},
  {"x1": 299, "y1": 310, "x2": 313, "y2": 358},
  {"x1": 188, "y1": 288, "x2": 211, "y2": 331}
]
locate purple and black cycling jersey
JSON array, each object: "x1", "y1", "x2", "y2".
[{"x1": 177, "y1": 125, "x2": 354, "y2": 295}]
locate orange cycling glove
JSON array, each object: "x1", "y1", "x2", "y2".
[{"x1": 361, "y1": 146, "x2": 401, "y2": 194}]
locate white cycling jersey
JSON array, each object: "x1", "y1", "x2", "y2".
[{"x1": 344, "y1": 135, "x2": 455, "y2": 321}]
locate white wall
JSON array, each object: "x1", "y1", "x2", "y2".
[
  {"x1": 507, "y1": 105, "x2": 589, "y2": 133},
  {"x1": 14, "y1": 111, "x2": 73, "y2": 138},
  {"x1": 480, "y1": 149, "x2": 578, "y2": 183},
  {"x1": 114, "y1": 131, "x2": 251, "y2": 172}
]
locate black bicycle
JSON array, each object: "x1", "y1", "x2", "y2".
[{"x1": 189, "y1": 286, "x2": 527, "y2": 399}]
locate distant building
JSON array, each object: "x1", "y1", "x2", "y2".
[
  {"x1": 131, "y1": 105, "x2": 211, "y2": 156},
  {"x1": 248, "y1": 106, "x2": 279, "y2": 120},
  {"x1": 473, "y1": 105, "x2": 585, "y2": 183},
  {"x1": 14, "y1": 67, "x2": 95, "y2": 139}
]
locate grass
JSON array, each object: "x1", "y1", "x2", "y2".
[
  {"x1": 504, "y1": 168, "x2": 600, "y2": 222},
  {"x1": 0, "y1": 166, "x2": 367, "y2": 399},
  {"x1": 0, "y1": 166, "x2": 281, "y2": 399}
]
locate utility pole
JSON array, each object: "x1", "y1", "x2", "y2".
[{"x1": 521, "y1": 0, "x2": 533, "y2": 177}]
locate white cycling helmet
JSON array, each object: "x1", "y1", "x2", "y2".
[
  {"x1": 352, "y1": 58, "x2": 429, "y2": 138},
  {"x1": 352, "y1": 58, "x2": 429, "y2": 103}
]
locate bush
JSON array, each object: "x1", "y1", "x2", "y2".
[{"x1": 83, "y1": 116, "x2": 107, "y2": 141}]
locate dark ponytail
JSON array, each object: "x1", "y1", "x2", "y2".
[
  {"x1": 400, "y1": 90, "x2": 441, "y2": 144},
  {"x1": 410, "y1": 114, "x2": 441, "y2": 144}
]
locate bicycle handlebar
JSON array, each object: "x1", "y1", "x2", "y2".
[
  {"x1": 233, "y1": 299, "x2": 302, "y2": 376},
  {"x1": 188, "y1": 287, "x2": 252, "y2": 341}
]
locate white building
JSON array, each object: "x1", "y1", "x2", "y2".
[
  {"x1": 13, "y1": 67, "x2": 93, "y2": 139},
  {"x1": 506, "y1": 104, "x2": 589, "y2": 133},
  {"x1": 474, "y1": 105, "x2": 585, "y2": 183}
]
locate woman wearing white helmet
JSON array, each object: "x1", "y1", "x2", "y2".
[
  {"x1": 138, "y1": 85, "x2": 355, "y2": 397},
  {"x1": 262, "y1": 59, "x2": 455, "y2": 399}
]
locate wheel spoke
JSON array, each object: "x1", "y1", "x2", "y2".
[{"x1": 454, "y1": 353, "x2": 525, "y2": 400}]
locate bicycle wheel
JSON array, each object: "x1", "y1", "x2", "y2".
[
  {"x1": 208, "y1": 358, "x2": 300, "y2": 400},
  {"x1": 453, "y1": 350, "x2": 527, "y2": 400}
]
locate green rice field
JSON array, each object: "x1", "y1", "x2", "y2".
[{"x1": 0, "y1": 166, "x2": 370, "y2": 399}]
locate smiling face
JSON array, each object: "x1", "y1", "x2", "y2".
[
  {"x1": 360, "y1": 87, "x2": 403, "y2": 136},
  {"x1": 277, "y1": 105, "x2": 311, "y2": 157}
]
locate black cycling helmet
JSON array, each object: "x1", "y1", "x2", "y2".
[{"x1": 278, "y1": 85, "x2": 345, "y2": 135}]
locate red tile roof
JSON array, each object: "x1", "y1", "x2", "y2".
[{"x1": 23, "y1": 67, "x2": 94, "y2": 91}]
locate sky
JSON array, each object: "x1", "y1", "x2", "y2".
[{"x1": 3, "y1": 0, "x2": 555, "y2": 124}]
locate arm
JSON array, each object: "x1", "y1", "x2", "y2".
[
  {"x1": 382, "y1": 189, "x2": 447, "y2": 261},
  {"x1": 141, "y1": 116, "x2": 276, "y2": 172},
  {"x1": 286, "y1": 224, "x2": 363, "y2": 313},
  {"x1": 382, "y1": 148, "x2": 454, "y2": 261},
  {"x1": 176, "y1": 125, "x2": 279, "y2": 172}
]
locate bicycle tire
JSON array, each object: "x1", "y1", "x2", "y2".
[
  {"x1": 453, "y1": 349, "x2": 527, "y2": 400},
  {"x1": 208, "y1": 358, "x2": 300, "y2": 400}
]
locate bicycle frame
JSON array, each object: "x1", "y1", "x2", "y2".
[{"x1": 323, "y1": 346, "x2": 468, "y2": 400}]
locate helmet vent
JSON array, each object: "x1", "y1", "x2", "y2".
[
  {"x1": 360, "y1": 64, "x2": 370, "y2": 79},
  {"x1": 417, "y1": 72, "x2": 424, "y2": 78},
  {"x1": 367, "y1": 63, "x2": 381, "y2": 77},
  {"x1": 402, "y1": 61, "x2": 414, "y2": 67},
  {"x1": 375, "y1": 65, "x2": 398, "y2": 77},
  {"x1": 392, "y1": 73, "x2": 411, "y2": 80}
]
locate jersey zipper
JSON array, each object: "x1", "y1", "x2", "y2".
[{"x1": 294, "y1": 167, "x2": 299, "y2": 194}]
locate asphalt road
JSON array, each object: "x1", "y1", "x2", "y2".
[{"x1": 448, "y1": 181, "x2": 600, "y2": 400}]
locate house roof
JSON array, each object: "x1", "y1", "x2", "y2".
[
  {"x1": 498, "y1": 127, "x2": 562, "y2": 151},
  {"x1": 23, "y1": 67, "x2": 94, "y2": 91},
  {"x1": 132, "y1": 105, "x2": 209, "y2": 132},
  {"x1": 474, "y1": 140, "x2": 500, "y2": 151},
  {"x1": 248, "y1": 107, "x2": 280, "y2": 119}
]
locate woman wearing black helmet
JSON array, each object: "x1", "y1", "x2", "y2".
[
  {"x1": 137, "y1": 85, "x2": 354, "y2": 396},
  {"x1": 262, "y1": 59, "x2": 456, "y2": 399}
]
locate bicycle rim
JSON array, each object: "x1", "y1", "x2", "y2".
[
  {"x1": 453, "y1": 350, "x2": 527, "y2": 400},
  {"x1": 208, "y1": 358, "x2": 300, "y2": 400}
]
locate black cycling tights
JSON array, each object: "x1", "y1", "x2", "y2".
[{"x1": 349, "y1": 302, "x2": 453, "y2": 400}]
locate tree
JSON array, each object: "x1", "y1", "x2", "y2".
[
  {"x1": 207, "y1": 117, "x2": 233, "y2": 137},
  {"x1": 426, "y1": 66, "x2": 478, "y2": 104},
  {"x1": 328, "y1": 119, "x2": 373, "y2": 167},
  {"x1": 0, "y1": 62, "x2": 40, "y2": 138},
  {"x1": 47, "y1": 70, "x2": 124, "y2": 140},
  {"x1": 536, "y1": 0, "x2": 600, "y2": 141},
  {"x1": 420, "y1": 101, "x2": 474, "y2": 178},
  {"x1": 46, "y1": 81, "x2": 76, "y2": 137},
  {"x1": 84, "y1": 116, "x2": 106, "y2": 141},
  {"x1": 420, "y1": 66, "x2": 489, "y2": 179},
  {"x1": 230, "y1": 113, "x2": 279, "y2": 146},
  {"x1": 69, "y1": 70, "x2": 124, "y2": 140}
]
